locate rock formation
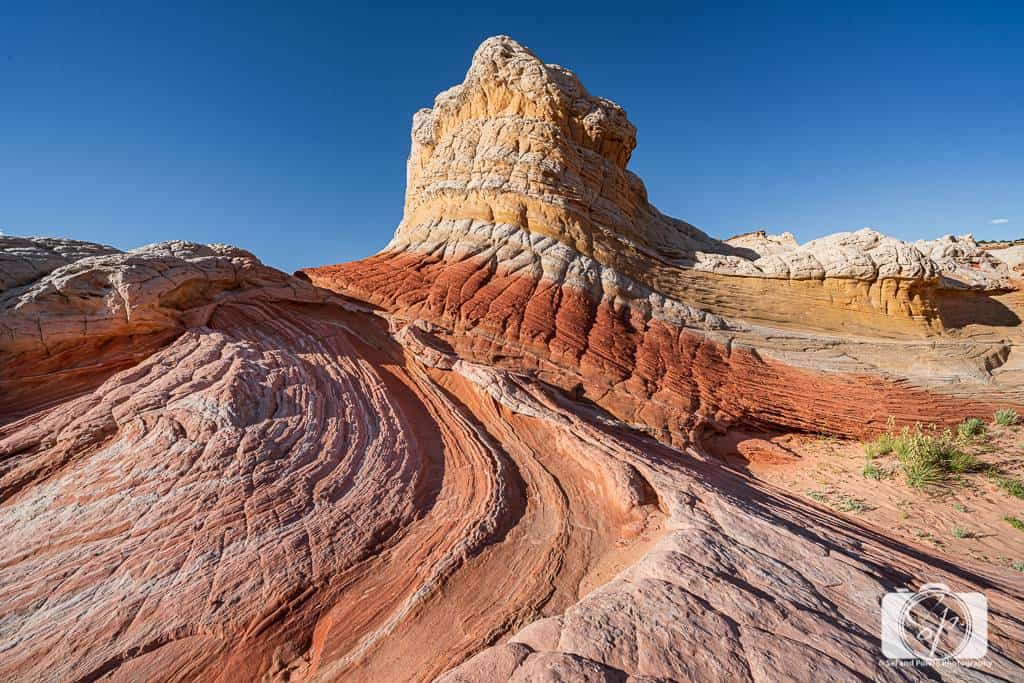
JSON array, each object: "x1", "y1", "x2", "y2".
[
  {"x1": 914, "y1": 233, "x2": 1012, "y2": 290},
  {"x1": 2, "y1": 36, "x2": 1024, "y2": 682},
  {"x1": 0, "y1": 237, "x2": 331, "y2": 418}
]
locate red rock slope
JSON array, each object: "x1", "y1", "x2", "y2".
[{"x1": 3, "y1": 37, "x2": 1024, "y2": 682}]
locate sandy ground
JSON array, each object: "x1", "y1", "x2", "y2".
[{"x1": 706, "y1": 421, "x2": 1024, "y2": 573}]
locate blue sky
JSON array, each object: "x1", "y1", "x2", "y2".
[{"x1": 1, "y1": 1, "x2": 1021, "y2": 272}]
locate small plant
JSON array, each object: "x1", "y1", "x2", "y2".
[
  {"x1": 946, "y1": 450, "x2": 982, "y2": 474},
  {"x1": 861, "y1": 418, "x2": 989, "y2": 490},
  {"x1": 903, "y1": 457, "x2": 944, "y2": 490},
  {"x1": 952, "y1": 502, "x2": 967, "y2": 513},
  {"x1": 988, "y1": 470, "x2": 1024, "y2": 500},
  {"x1": 952, "y1": 526, "x2": 972, "y2": 539},
  {"x1": 994, "y1": 409, "x2": 1019, "y2": 427},
  {"x1": 897, "y1": 423, "x2": 972, "y2": 489},
  {"x1": 1005, "y1": 515, "x2": 1024, "y2": 531},
  {"x1": 864, "y1": 417, "x2": 897, "y2": 457},
  {"x1": 862, "y1": 462, "x2": 891, "y2": 480},
  {"x1": 806, "y1": 490, "x2": 827, "y2": 503},
  {"x1": 957, "y1": 417, "x2": 985, "y2": 439},
  {"x1": 864, "y1": 433, "x2": 895, "y2": 458},
  {"x1": 1014, "y1": 560, "x2": 1024, "y2": 573},
  {"x1": 835, "y1": 496, "x2": 867, "y2": 513}
]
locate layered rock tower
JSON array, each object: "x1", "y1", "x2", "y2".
[{"x1": 309, "y1": 36, "x2": 1022, "y2": 445}]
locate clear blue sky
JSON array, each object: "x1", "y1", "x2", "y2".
[{"x1": 2, "y1": 1, "x2": 1021, "y2": 272}]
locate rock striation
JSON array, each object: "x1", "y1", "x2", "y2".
[{"x1": 2, "y1": 36, "x2": 1024, "y2": 683}]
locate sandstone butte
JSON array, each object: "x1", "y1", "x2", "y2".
[{"x1": 2, "y1": 35, "x2": 1024, "y2": 683}]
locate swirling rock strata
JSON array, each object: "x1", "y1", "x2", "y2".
[{"x1": 3, "y1": 265, "x2": 1023, "y2": 680}]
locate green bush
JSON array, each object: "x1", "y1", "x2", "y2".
[
  {"x1": 864, "y1": 432, "x2": 895, "y2": 458},
  {"x1": 862, "y1": 420, "x2": 977, "y2": 490},
  {"x1": 946, "y1": 450, "x2": 982, "y2": 474},
  {"x1": 957, "y1": 417, "x2": 985, "y2": 439},
  {"x1": 903, "y1": 457, "x2": 944, "y2": 490},
  {"x1": 994, "y1": 409, "x2": 1019, "y2": 427},
  {"x1": 898, "y1": 426, "x2": 964, "y2": 486}
]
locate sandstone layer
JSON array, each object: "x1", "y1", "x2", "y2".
[{"x1": 3, "y1": 35, "x2": 1024, "y2": 683}]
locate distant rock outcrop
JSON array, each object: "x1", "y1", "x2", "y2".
[{"x1": 915, "y1": 233, "x2": 1014, "y2": 289}]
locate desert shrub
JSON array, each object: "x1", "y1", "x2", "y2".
[
  {"x1": 946, "y1": 450, "x2": 982, "y2": 474},
  {"x1": 861, "y1": 419, "x2": 986, "y2": 490},
  {"x1": 957, "y1": 417, "x2": 986, "y2": 439},
  {"x1": 994, "y1": 409, "x2": 1019, "y2": 427},
  {"x1": 952, "y1": 526, "x2": 971, "y2": 539},
  {"x1": 864, "y1": 432, "x2": 896, "y2": 458},
  {"x1": 862, "y1": 462, "x2": 891, "y2": 480},
  {"x1": 903, "y1": 457, "x2": 945, "y2": 490},
  {"x1": 1005, "y1": 516, "x2": 1024, "y2": 531},
  {"x1": 988, "y1": 470, "x2": 1024, "y2": 500},
  {"x1": 871, "y1": 422, "x2": 977, "y2": 490},
  {"x1": 864, "y1": 417, "x2": 899, "y2": 458}
]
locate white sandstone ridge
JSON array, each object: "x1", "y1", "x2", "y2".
[
  {"x1": 720, "y1": 228, "x2": 1012, "y2": 288},
  {"x1": 392, "y1": 36, "x2": 1013, "y2": 291},
  {"x1": 0, "y1": 236, "x2": 328, "y2": 354},
  {"x1": 985, "y1": 242, "x2": 1024, "y2": 274},
  {"x1": 724, "y1": 229, "x2": 799, "y2": 257},
  {"x1": 715, "y1": 228, "x2": 937, "y2": 281}
]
